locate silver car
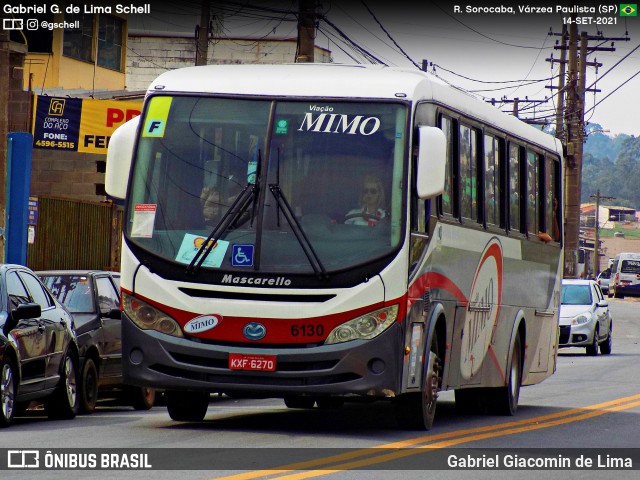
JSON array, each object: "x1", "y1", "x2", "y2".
[
  {"x1": 596, "y1": 269, "x2": 611, "y2": 295},
  {"x1": 559, "y1": 279, "x2": 612, "y2": 356}
]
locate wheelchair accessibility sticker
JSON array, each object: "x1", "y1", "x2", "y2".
[{"x1": 232, "y1": 244, "x2": 255, "y2": 267}]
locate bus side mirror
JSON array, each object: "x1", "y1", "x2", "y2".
[
  {"x1": 416, "y1": 126, "x2": 446, "y2": 200},
  {"x1": 106, "y1": 116, "x2": 140, "y2": 200}
]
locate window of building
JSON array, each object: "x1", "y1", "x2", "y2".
[
  {"x1": 63, "y1": 13, "x2": 94, "y2": 63},
  {"x1": 97, "y1": 15, "x2": 124, "y2": 71}
]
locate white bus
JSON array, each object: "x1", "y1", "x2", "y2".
[{"x1": 106, "y1": 64, "x2": 563, "y2": 430}]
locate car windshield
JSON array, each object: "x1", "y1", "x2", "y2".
[
  {"x1": 40, "y1": 275, "x2": 95, "y2": 313},
  {"x1": 561, "y1": 284, "x2": 592, "y2": 306},
  {"x1": 126, "y1": 96, "x2": 407, "y2": 275}
]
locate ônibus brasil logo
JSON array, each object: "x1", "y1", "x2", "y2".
[{"x1": 460, "y1": 237, "x2": 503, "y2": 380}]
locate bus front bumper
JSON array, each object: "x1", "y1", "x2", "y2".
[{"x1": 122, "y1": 315, "x2": 404, "y2": 398}]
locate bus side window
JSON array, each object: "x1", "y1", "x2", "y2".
[
  {"x1": 484, "y1": 134, "x2": 501, "y2": 228},
  {"x1": 508, "y1": 143, "x2": 522, "y2": 233},
  {"x1": 545, "y1": 156, "x2": 561, "y2": 242},
  {"x1": 439, "y1": 115, "x2": 455, "y2": 216},
  {"x1": 527, "y1": 150, "x2": 540, "y2": 235},
  {"x1": 460, "y1": 125, "x2": 478, "y2": 222}
]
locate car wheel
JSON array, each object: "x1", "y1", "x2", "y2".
[
  {"x1": 128, "y1": 386, "x2": 156, "y2": 410},
  {"x1": 0, "y1": 356, "x2": 17, "y2": 428},
  {"x1": 46, "y1": 351, "x2": 79, "y2": 420},
  {"x1": 586, "y1": 327, "x2": 599, "y2": 356},
  {"x1": 166, "y1": 391, "x2": 209, "y2": 421},
  {"x1": 283, "y1": 397, "x2": 316, "y2": 409},
  {"x1": 394, "y1": 330, "x2": 441, "y2": 430},
  {"x1": 600, "y1": 324, "x2": 613, "y2": 355},
  {"x1": 79, "y1": 358, "x2": 99, "y2": 414}
]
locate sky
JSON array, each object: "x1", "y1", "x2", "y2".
[{"x1": 129, "y1": 1, "x2": 640, "y2": 136}]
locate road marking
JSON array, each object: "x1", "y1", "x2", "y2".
[{"x1": 210, "y1": 393, "x2": 640, "y2": 480}]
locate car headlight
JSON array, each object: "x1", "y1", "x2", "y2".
[
  {"x1": 571, "y1": 314, "x2": 591, "y2": 326},
  {"x1": 122, "y1": 292, "x2": 184, "y2": 338},
  {"x1": 325, "y1": 305, "x2": 398, "y2": 345}
]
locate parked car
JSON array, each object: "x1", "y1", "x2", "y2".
[
  {"x1": 558, "y1": 279, "x2": 612, "y2": 356},
  {"x1": 38, "y1": 270, "x2": 155, "y2": 413},
  {"x1": 1, "y1": 264, "x2": 79, "y2": 427},
  {"x1": 596, "y1": 269, "x2": 611, "y2": 294}
]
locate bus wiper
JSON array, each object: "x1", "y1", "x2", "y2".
[
  {"x1": 269, "y1": 184, "x2": 328, "y2": 280},
  {"x1": 186, "y1": 182, "x2": 258, "y2": 275}
]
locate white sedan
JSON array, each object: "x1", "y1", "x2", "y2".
[{"x1": 558, "y1": 279, "x2": 612, "y2": 355}]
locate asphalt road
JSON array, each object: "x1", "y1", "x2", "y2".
[{"x1": 3, "y1": 298, "x2": 640, "y2": 480}]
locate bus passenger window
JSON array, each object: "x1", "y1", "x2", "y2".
[
  {"x1": 509, "y1": 143, "x2": 521, "y2": 232},
  {"x1": 439, "y1": 116, "x2": 454, "y2": 215},
  {"x1": 527, "y1": 151, "x2": 540, "y2": 235},
  {"x1": 545, "y1": 157, "x2": 560, "y2": 242},
  {"x1": 460, "y1": 125, "x2": 478, "y2": 221},
  {"x1": 484, "y1": 135, "x2": 500, "y2": 227}
]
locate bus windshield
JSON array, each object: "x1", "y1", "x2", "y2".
[{"x1": 127, "y1": 96, "x2": 408, "y2": 275}]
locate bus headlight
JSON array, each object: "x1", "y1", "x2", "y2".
[
  {"x1": 325, "y1": 305, "x2": 398, "y2": 345},
  {"x1": 571, "y1": 313, "x2": 591, "y2": 326},
  {"x1": 122, "y1": 292, "x2": 184, "y2": 338}
]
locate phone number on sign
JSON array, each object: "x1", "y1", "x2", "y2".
[{"x1": 35, "y1": 140, "x2": 76, "y2": 149}]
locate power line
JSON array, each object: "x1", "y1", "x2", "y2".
[{"x1": 360, "y1": 1, "x2": 420, "y2": 69}]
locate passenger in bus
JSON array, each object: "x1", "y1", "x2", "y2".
[
  {"x1": 200, "y1": 186, "x2": 223, "y2": 227},
  {"x1": 344, "y1": 174, "x2": 389, "y2": 227}
]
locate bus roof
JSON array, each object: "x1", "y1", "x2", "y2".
[{"x1": 149, "y1": 63, "x2": 561, "y2": 153}]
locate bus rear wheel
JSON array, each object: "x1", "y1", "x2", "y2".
[
  {"x1": 166, "y1": 391, "x2": 210, "y2": 421},
  {"x1": 490, "y1": 334, "x2": 522, "y2": 416},
  {"x1": 394, "y1": 333, "x2": 441, "y2": 430}
]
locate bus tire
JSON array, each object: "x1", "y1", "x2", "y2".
[
  {"x1": 394, "y1": 332, "x2": 441, "y2": 430},
  {"x1": 490, "y1": 333, "x2": 522, "y2": 416},
  {"x1": 166, "y1": 391, "x2": 210, "y2": 421},
  {"x1": 128, "y1": 386, "x2": 156, "y2": 410}
]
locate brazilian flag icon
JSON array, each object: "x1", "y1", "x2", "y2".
[{"x1": 620, "y1": 4, "x2": 637, "y2": 16}]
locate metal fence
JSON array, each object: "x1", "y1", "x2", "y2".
[{"x1": 27, "y1": 196, "x2": 122, "y2": 271}]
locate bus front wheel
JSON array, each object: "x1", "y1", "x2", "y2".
[
  {"x1": 166, "y1": 391, "x2": 210, "y2": 421},
  {"x1": 394, "y1": 333, "x2": 441, "y2": 430}
]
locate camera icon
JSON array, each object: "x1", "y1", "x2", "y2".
[{"x1": 26, "y1": 19, "x2": 39, "y2": 30}]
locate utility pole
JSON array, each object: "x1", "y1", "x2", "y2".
[
  {"x1": 195, "y1": 0, "x2": 210, "y2": 66},
  {"x1": 296, "y1": 0, "x2": 317, "y2": 62},
  {"x1": 590, "y1": 190, "x2": 615, "y2": 276},
  {"x1": 563, "y1": 22, "x2": 581, "y2": 278},
  {"x1": 548, "y1": 23, "x2": 619, "y2": 278}
]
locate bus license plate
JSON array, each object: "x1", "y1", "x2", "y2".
[{"x1": 229, "y1": 353, "x2": 276, "y2": 372}]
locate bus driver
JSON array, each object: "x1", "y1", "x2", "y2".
[{"x1": 344, "y1": 174, "x2": 389, "y2": 227}]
